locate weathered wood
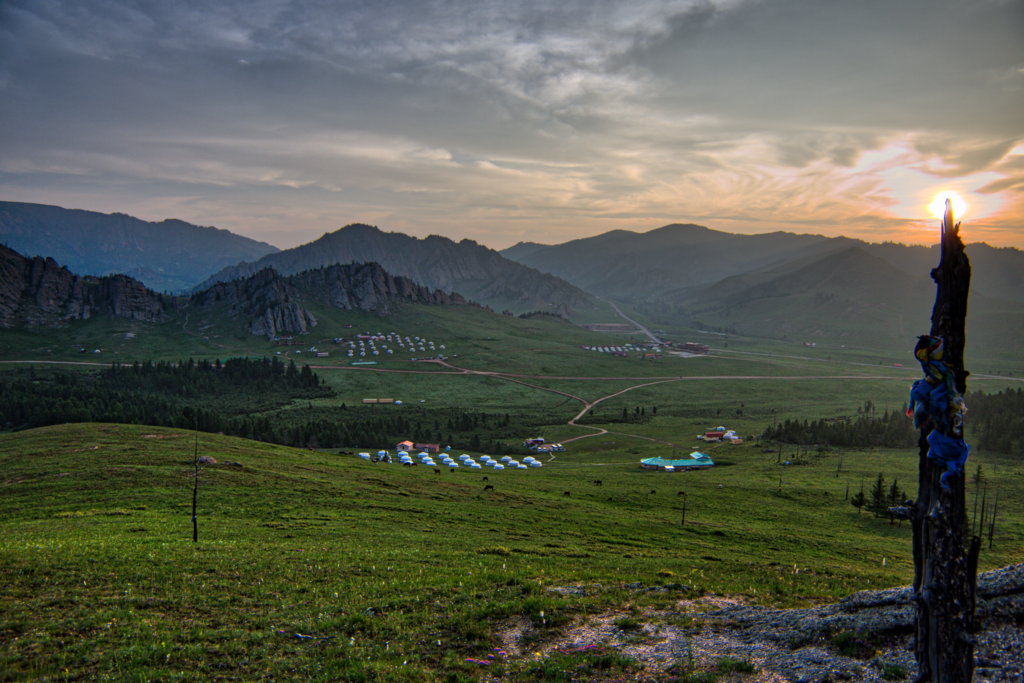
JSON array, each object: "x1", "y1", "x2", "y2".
[{"x1": 911, "y1": 200, "x2": 977, "y2": 683}]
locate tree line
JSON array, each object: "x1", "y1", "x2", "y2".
[
  {"x1": 762, "y1": 405, "x2": 917, "y2": 449},
  {"x1": 966, "y1": 387, "x2": 1024, "y2": 455},
  {"x1": 0, "y1": 361, "x2": 552, "y2": 454},
  {"x1": 0, "y1": 358, "x2": 329, "y2": 437}
]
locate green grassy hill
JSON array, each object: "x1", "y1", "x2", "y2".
[{"x1": 2, "y1": 422, "x2": 1021, "y2": 681}]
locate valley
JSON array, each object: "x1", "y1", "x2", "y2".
[{"x1": 1, "y1": 210, "x2": 1022, "y2": 682}]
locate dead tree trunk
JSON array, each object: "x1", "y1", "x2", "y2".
[{"x1": 909, "y1": 199, "x2": 979, "y2": 683}]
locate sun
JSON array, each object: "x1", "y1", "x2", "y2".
[{"x1": 928, "y1": 191, "x2": 968, "y2": 220}]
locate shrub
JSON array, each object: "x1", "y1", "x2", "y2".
[{"x1": 716, "y1": 656, "x2": 757, "y2": 674}]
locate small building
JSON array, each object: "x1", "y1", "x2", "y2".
[
  {"x1": 640, "y1": 452, "x2": 715, "y2": 471},
  {"x1": 397, "y1": 440, "x2": 414, "y2": 452},
  {"x1": 704, "y1": 431, "x2": 725, "y2": 440},
  {"x1": 415, "y1": 443, "x2": 440, "y2": 453},
  {"x1": 363, "y1": 398, "x2": 379, "y2": 404}
]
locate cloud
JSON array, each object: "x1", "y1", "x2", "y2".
[{"x1": 1, "y1": 0, "x2": 1022, "y2": 249}]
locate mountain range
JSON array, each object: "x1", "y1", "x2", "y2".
[
  {"x1": 0, "y1": 201, "x2": 278, "y2": 293},
  {"x1": 2, "y1": 201, "x2": 1020, "y2": 361},
  {"x1": 195, "y1": 223, "x2": 595, "y2": 314},
  {"x1": 501, "y1": 223, "x2": 1024, "y2": 304}
]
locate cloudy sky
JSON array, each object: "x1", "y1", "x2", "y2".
[{"x1": 2, "y1": 0, "x2": 1022, "y2": 250}]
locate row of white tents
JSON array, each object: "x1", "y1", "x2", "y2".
[{"x1": 357, "y1": 450, "x2": 542, "y2": 470}]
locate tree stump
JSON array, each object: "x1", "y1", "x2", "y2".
[{"x1": 910, "y1": 200, "x2": 979, "y2": 683}]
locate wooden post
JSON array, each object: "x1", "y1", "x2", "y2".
[
  {"x1": 192, "y1": 422, "x2": 200, "y2": 543},
  {"x1": 910, "y1": 199, "x2": 979, "y2": 683}
]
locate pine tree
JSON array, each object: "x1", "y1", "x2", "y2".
[
  {"x1": 870, "y1": 472, "x2": 887, "y2": 517},
  {"x1": 852, "y1": 489, "x2": 866, "y2": 515}
]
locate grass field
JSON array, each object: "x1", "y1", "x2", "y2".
[
  {"x1": 2, "y1": 418, "x2": 1021, "y2": 681},
  {"x1": 2, "y1": 298, "x2": 1022, "y2": 681}
]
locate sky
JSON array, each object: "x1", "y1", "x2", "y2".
[{"x1": 1, "y1": 0, "x2": 1023, "y2": 251}]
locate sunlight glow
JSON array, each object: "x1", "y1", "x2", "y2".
[{"x1": 929, "y1": 191, "x2": 968, "y2": 220}]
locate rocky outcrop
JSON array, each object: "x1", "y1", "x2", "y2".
[
  {"x1": 0, "y1": 244, "x2": 170, "y2": 327},
  {"x1": 191, "y1": 261, "x2": 470, "y2": 336},
  {"x1": 546, "y1": 564, "x2": 1024, "y2": 683},
  {"x1": 293, "y1": 261, "x2": 468, "y2": 315},
  {"x1": 190, "y1": 268, "x2": 317, "y2": 337},
  {"x1": 250, "y1": 303, "x2": 317, "y2": 337}
]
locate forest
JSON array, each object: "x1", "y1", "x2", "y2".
[
  {"x1": 762, "y1": 391, "x2": 1024, "y2": 456},
  {"x1": 762, "y1": 400, "x2": 918, "y2": 449},
  {"x1": 968, "y1": 387, "x2": 1024, "y2": 455},
  {"x1": 0, "y1": 359, "x2": 537, "y2": 454}
]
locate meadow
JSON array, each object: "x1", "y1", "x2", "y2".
[{"x1": 2, "y1": 300, "x2": 1022, "y2": 682}]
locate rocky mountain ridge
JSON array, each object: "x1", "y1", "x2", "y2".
[
  {"x1": 0, "y1": 244, "x2": 170, "y2": 327},
  {"x1": 191, "y1": 261, "x2": 471, "y2": 337},
  {"x1": 195, "y1": 224, "x2": 594, "y2": 315}
]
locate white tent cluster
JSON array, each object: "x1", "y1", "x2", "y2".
[
  {"x1": 582, "y1": 343, "x2": 639, "y2": 353},
  {"x1": 341, "y1": 331, "x2": 448, "y2": 359},
  {"x1": 354, "y1": 449, "x2": 543, "y2": 471},
  {"x1": 453, "y1": 453, "x2": 543, "y2": 471}
]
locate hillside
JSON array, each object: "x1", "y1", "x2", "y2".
[
  {"x1": 196, "y1": 223, "x2": 596, "y2": 315},
  {"x1": 863, "y1": 241, "x2": 1024, "y2": 303},
  {"x1": 0, "y1": 201, "x2": 278, "y2": 292},
  {"x1": 1, "y1": 422, "x2": 1021, "y2": 681}
]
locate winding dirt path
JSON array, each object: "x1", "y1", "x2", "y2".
[{"x1": 316, "y1": 358, "x2": 905, "y2": 450}]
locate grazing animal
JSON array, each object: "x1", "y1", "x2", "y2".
[
  {"x1": 403, "y1": 462, "x2": 413, "y2": 467},
  {"x1": 563, "y1": 491, "x2": 571, "y2": 497},
  {"x1": 434, "y1": 469, "x2": 441, "y2": 475},
  {"x1": 484, "y1": 484, "x2": 494, "y2": 492},
  {"x1": 650, "y1": 490, "x2": 657, "y2": 494},
  {"x1": 593, "y1": 480, "x2": 603, "y2": 486},
  {"x1": 482, "y1": 476, "x2": 489, "y2": 482},
  {"x1": 677, "y1": 491, "x2": 685, "y2": 496},
  {"x1": 450, "y1": 468, "x2": 455, "y2": 473}
]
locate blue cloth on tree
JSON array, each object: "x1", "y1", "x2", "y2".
[
  {"x1": 908, "y1": 377, "x2": 950, "y2": 431},
  {"x1": 926, "y1": 430, "x2": 970, "y2": 491},
  {"x1": 909, "y1": 335, "x2": 969, "y2": 491}
]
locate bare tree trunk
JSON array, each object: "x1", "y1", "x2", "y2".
[{"x1": 910, "y1": 200, "x2": 978, "y2": 683}]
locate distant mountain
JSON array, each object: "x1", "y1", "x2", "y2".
[
  {"x1": 0, "y1": 244, "x2": 170, "y2": 327},
  {"x1": 502, "y1": 224, "x2": 1024, "y2": 305},
  {"x1": 191, "y1": 261, "x2": 472, "y2": 337},
  {"x1": 196, "y1": 224, "x2": 595, "y2": 314},
  {"x1": 0, "y1": 201, "x2": 279, "y2": 293},
  {"x1": 861, "y1": 241, "x2": 1024, "y2": 304},
  {"x1": 663, "y1": 244, "x2": 1023, "y2": 361},
  {"x1": 501, "y1": 224, "x2": 834, "y2": 299}
]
